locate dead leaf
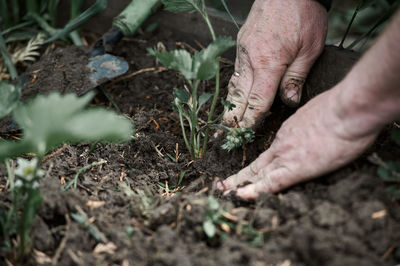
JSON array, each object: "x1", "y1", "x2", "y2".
[
  {"x1": 93, "y1": 242, "x2": 117, "y2": 255},
  {"x1": 34, "y1": 249, "x2": 52, "y2": 265},
  {"x1": 371, "y1": 210, "x2": 387, "y2": 219},
  {"x1": 86, "y1": 200, "x2": 105, "y2": 210}
]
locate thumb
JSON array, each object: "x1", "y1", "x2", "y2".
[{"x1": 279, "y1": 54, "x2": 318, "y2": 107}]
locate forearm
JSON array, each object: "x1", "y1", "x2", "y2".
[{"x1": 334, "y1": 10, "x2": 400, "y2": 137}]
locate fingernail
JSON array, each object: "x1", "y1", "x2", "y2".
[{"x1": 285, "y1": 90, "x2": 299, "y2": 103}]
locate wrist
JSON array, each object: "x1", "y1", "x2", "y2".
[{"x1": 332, "y1": 78, "x2": 398, "y2": 139}]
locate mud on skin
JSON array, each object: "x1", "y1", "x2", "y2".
[{"x1": 0, "y1": 30, "x2": 399, "y2": 265}]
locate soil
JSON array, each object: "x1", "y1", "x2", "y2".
[{"x1": 1, "y1": 29, "x2": 400, "y2": 266}]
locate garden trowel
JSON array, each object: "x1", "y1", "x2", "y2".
[{"x1": 85, "y1": 0, "x2": 160, "y2": 92}]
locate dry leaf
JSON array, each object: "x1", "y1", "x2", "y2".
[
  {"x1": 34, "y1": 249, "x2": 52, "y2": 265},
  {"x1": 93, "y1": 242, "x2": 117, "y2": 255},
  {"x1": 86, "y1": 200, "x2": 105, "y2": 210},
  {"x1": 371, "y1": 209, "x2": 387, "y2": 219}
]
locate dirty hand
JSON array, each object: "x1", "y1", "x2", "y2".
[
  {"x1": 218, "y1": 86, "x2": 379, "y2": 199},
  {"x1": 222, "y1": 0, "x2": 328, "y2": 128}
]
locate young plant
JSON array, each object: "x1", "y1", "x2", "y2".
[
  {"x1": 0, "y1": 91, "x2": 133, "y2": 257},
  {"x1": 1, "y1": 158, "x2": 44, "y2": 257},
  {"x1": 149, "y1": 0, "x2": 238, "y2": 159},
  {"x1": 148, "y1": 37, "x2": 234, "y2": 158}
]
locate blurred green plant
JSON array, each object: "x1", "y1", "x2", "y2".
[
  {"x1": 203, "y1": 196, "x2": 264, "y2": 246},
  {"x1": 329, "y1": 0, "x2": 399, "y2": 50},
  {"x1": 0, "y1": 0, "x2": 107, "y2": 79},
  {"x1": 0, "y1": 158, "x2": 44, "y2": 257},
  {"x1": 0, "y1": 90, "x2": 133, "y2": 257}
]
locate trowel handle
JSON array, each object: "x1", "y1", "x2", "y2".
[
  {"x1": 112, "y1": 0, "x2": 160, "y2": 36},
  {"x1": 91, "y1": 0, "x2": 160, "y2": 57},
  {"x1": 91, "y1": 27, "x2": 124, "y2": 56}
]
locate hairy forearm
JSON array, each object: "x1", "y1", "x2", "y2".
[{"x1": 335, "y1": 10, "x2": 400, "y2": 137}]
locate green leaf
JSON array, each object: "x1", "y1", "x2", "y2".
[
  {"x1": 148, "y1": 48, "x2": 194, "y2": 80},
  {"x1": 0, "y1": 92, "x2": 134, "y2": 160},
  {"x1": 221, "y1": 99, "x2": 236, "y2": 111},
  {"x1": 161, "y1": 0, "x2": 203, "y2": 13},
  {"x1": 392, "y1": 129, "x2": 400, "y2": 146},
  {"x1": 378, "y1": 161, "x2": 400, "y2": 180},
  {"x1": 203, "y1": 219, "x2": 216, "y2": 238},
  {"x1": 173, "y1": 88, "x2": 190, "y2": 104},
  {"x1": 0, "y1": 81, "x2": 20, "y2": 119},
  {"x1": 208, "y1": 196, "x2": 220, "y2": 211},
  {"x1": 18, "y1": 188, "x2": 43, "y2": 253},
  {"x1": 198, "y1": 93, "x2": 213, "y2": 110},
  {"x1": 193, "y1": 37, "x2": 235, "y2": 80},
  {"x1": 44, "y1": 0, "x2": 107, "y2": 44}
]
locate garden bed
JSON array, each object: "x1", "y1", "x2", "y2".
[{"x1": 1, "y1": 15, "x2": 400, "y2": 266}]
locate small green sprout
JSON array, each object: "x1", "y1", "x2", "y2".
[
  {"x1": 221, "y1": 127, "x2": 255, "y2": 152},
  {"x1": 203, "y1": 196, "x2": 264, "y2": 246}
]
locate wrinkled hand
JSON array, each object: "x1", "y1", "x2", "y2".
[
  {"x1": 218, "y1": 87, "x2": 379, "y2": 200},
  {"x1": 223, "y1": 0, "x2": 328, "y2": 128}
]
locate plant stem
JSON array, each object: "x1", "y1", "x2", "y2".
[
  {"x1": 200, "y1": 6, "x2": 219, "y2": 157},
  {"x1": 339, "y1": 5, "x2": 359, "y2": 48},
  {"x1": 0, "y1": 31, "x2": 18, "y2": 79},
  {"x1": 190, "y1": 80, "x2": 200, "y2": 158},
  {"x1": 179, "y1": 110, "x2": 193, "y2": 158},
  {"x1": 0, "y1": 0, "x2": 10, "y2": 29}
]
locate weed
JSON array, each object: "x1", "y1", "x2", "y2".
[
  {"x1": 203, "y1": 196, "x2": 264, "y2": 246},
  {"x1": 157, "y1": 171, "x2": 186, "y2": 195},
  {"x1": 62, "y1": 160, "x2": 107, "y2": 191}
]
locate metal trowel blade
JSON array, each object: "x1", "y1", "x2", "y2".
[{"x1": 86, "y1": 53, "x2": 129, "y2": 91}]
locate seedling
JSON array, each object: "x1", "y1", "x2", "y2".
[
  {"x1": 62, "y1": 160, "x2": 107, "y2": 191},
  {"x1": 0, "y1": 91, "x2": 133, "y2": 257},
  {"x1": 0, "y1": 158, "x2": 43, "y2": 257},
  {"x1": 157, "y1": 171, "x2": 186, "y2": 195},
  {"x1": 149, "y1": 0, "x2": 239, "y2": 159}
]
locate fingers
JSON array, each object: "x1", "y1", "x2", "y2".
[
  {"x1": 217, "y1": 150, "x2": 274, "y2": 191},
  {"x1": 279, "y1": 53, "x2": 319, "y2": 107},
  {"x1": 236, "y1": 168, "x2": 292, "y2": 200},
  {"x1": 222, "y1": 47, "x2": 254, "y2": 127},
  {"x1": 239, "y1": 66, "x2": 286, "y2": 128}
]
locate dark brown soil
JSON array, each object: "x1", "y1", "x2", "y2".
[{"x1": 1, "y1": 29, "x2": 400, "y2": 266}]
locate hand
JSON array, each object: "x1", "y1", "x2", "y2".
[
  {"x1": 218, "y1": 86, "x2": 379, "y2": 200},
  {"x1": 222, "y1": 0, "x2": 328, "y2": 128}
]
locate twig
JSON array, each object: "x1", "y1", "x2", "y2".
[
  {"x1": 42, "y1": 145, "x2": 68, "y2": 164},
  {"x1": 368, "y1": 153, "x2": 400, "y2": 179},
  {"x1": 52, "y1": 214, "x2": 71, "y2": 265},
  {"x1": 381, "y1": 243, "x2": 397, "y2": 260},
  {"x1": 62, "y1": 160, "x2": 107, "y2": 190},
  {"x1": 112, "y1": 67, "x2": 166, "y2": 84}
]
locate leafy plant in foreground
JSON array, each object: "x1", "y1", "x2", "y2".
[
  {"x1": 150, "y1": 0, "x2": 254, "y2": 159},
  {"x1": 0, "y1": 91, "x2": 133, "y2": 257},
  {"x1": 1, "y1": 158, "x2": 44, "y2": 256}
]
